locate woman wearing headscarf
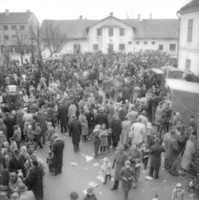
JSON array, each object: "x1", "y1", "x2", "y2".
[{"x1": 181, "y1": 135, "x2": 196, "y2": 173}]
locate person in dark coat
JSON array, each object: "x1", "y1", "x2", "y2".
[
  {"x1": 36, "y1": 111, "x2": 47, "y2": 145},
  {"x1": 95, "y1": 109, "x2": 109, "y2": 128},
  {"x1": 8, "y1": 149, "x2": 26, "y2": 176},
  {"x1": 69, "y1": 115, "x2": 82, "y2": 152},
  {"x1": 24, "y1": 160, "x2": 43, "y2": 200},
  {"x1": 0, "y1": 162, "x2": 9, "y2": 187},
  {"x1": 52, "y1": 134, "x2": 65, "y2": 175},
  {"x1": 4, "y1": 112, "x2": 15, "y2": 140},
  {"x1": 110, "y1": 115, "x2": 122, "y2": 148},
  {"x1": 111, "y1": 145, "x2": 128, "y2": 190},
  {"x1": 58, "y1": 102, "x2": 68, "y2": 133},
  {"x1": 149, "y1": 138, "x2": 165, "y2": 179}
]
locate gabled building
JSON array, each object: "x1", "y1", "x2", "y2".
[
  {"x1": 41, "y1": 13, "x2": 179, "y2": 57},
  {"x1": 0, "y1": 10, "x2": 39, "y2": 64},
  {"x1": 178, "y1": 0, "x2": 199, "y2": 75}
]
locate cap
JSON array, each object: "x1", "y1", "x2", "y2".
[
  {"x1": 10, "y1": 172, "x2": 17, "y2": 177},
  {"x1": 176, "y1": 183, "x2": 182, "y2": 187},
  {"x1": 87, "y1": 188, "x2": 93, "y2": 193},
  {"x1": 125, "y1": 160, "x2": 131, "y2": 165}
]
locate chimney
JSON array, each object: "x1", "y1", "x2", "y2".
[
  {"x1": 79, "y1": 15, "x2": 83, "y2": 20},
  {"x1": 110, "y1": 12, "x2": 113, "y2": 17},
  {"x1": 138, "y1": 14, "x2": 141, "y2": 21},
  {"x1": 150, "y1": 13, "x2": 152, "y2": 20},
  {"x1": 26, "y1": 9, "x2": 31, "y2": 13},
  {"x1": 5, "y1": 9, "x2": 9, "y2": 16}
]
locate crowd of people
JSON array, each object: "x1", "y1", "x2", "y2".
[{"x1": 0, "y1": 51, "x2": 198, "y2": 200}]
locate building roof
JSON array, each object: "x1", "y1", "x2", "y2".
[
  {"x1": 179, "y1": 0, "x2": 199, "y2": 14},
  {"x1": 0, "y1": 12, "x2": 33, "y2": 24},
  {"x1": 125, "y1": 19, "x2": 179, "y2": 39},
  {"x1": 41, "y1": 19, "x2": 98, "y2": 39},
  {"x1": 41, "y1": 17, "x2": 179, "y2": 40}
]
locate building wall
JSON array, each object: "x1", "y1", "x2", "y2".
[
  {"x1": 134, "y1": 39, "x2": 178, "y2": 57},
  {"x1": 87, "y1": 17, "x2": 134, "y2": 53},
  {"x1": 178, "y1": 11, "x2": 199, "y2": 75}
]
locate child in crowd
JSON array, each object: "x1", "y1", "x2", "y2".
[
  {"x1": 99, "y1": 124, "x2": 108, "y2": 154},
  {"x1": 83, "y1": 188, "x2": 97, "y2": 200},
  {"x1": 141, "y1": 143, "x2": 150, "y2": 171},
  {"x1": 93, "y1": 125, "x2": 101, "y2": 158},
  {"x1": 46, "y1": 151, "x2": 54, "y2": 173},
  {"x1": 102, "y1": 157, "x2": 112, "y2": 184},
  {"x1": 26, "y1": 124, "x2": 34, "y2": 143},
  {"x1": 47, "y1": 122, "x2": 55, "y2": 142}
]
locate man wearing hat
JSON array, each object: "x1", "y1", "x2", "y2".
[
  {"x1": 149, "y1": 138, "x2": 165, "y2": 179},
  {"x1": 120, "y1": 160, "x2": 135, "y2": 200},
  {"x1": 68, "y1": 115, "x2": 82, "y2": 152},
  {"x1": 52, "y1": 134, "x2": 65, "y2": 175},
  {"x1": 111, "y1": 145, "x2": 128, "y2": 190}
]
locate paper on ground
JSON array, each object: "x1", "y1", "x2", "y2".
[
  {"x1": 85, "y1": 155, "x2": 94, "y2": 162},
  {"x1": 82, "y1": 189, "x2": 87, "y2": 195},
  {"x1": 145, "y1": 176, "x2": 153, "y2": 180},
  {"x1": 96, "y1": 175, "x2": 104, "y2": 182},
  {"x1": 88, "y1": 181, "x2": 99, "y2": 188},
  {"x1": 70, "y1": 162, "x2": 78, "y2": 166},
  {"x1": 93, "y1": 163, "x2": 100, "y2": 167}
]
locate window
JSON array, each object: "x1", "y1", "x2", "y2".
[
  {"x1": 120, "y1": 28, "x2": 125, "y2": 36},
  {"x1": 128, "y1": 41, "x2": 132, "y2": 45},
  {"x1": 119, "y1": 44, "x2": 125, "y2": 51},
  {"x1": 108, "y1": 28, "x2": 113, "y2": 36},
  {"x1": 93, "y1": 44, "x2": 99, "y2": 51},
  {"x1": 3, "y1": 25, "x2": 8, "y2": 30},
  {"x1": 169, "y1": 44, "x2": 176, "y2": 51},
  {"x1": 144, "y1": 41, "x2": 148, "y2": 45},
  {"x1": 20, "y1": 25, "x2": 25, "y2": 30},
  {"x1": 97, "y1": 28, "x2": 102, "y2": 36},
  {"x1": 12, "y1": 25, "x2": 17, "y2": 30},
  {"x1": 136, "y1": 41, "x2": 140, "y2": 45},
  {"x1": 4, "y1": 35, "x2": 9, "y2": 40},
  {"x1": 73, "y1": 44, "x2": 81, "y2": 53},
  {"x1": 12, "y1": 35, "x2": 17, "y2": 40},
  {"x1": 187, "y1": 19, "x2": 193, "y2": 42},
  {"x1": 185, "y1": 59, "x2": 191, "y2": 72},
  {"x1": 152, "y1": 41, "x2": 155, "y2": 45},
  {"x1": 159, "y1": 44, "x2": 163, "y2": 50}
]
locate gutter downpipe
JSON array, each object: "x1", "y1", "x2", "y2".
[{"x1": 176, "y1": 11, "x2": 181, "y2": 70}]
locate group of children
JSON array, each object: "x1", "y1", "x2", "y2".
[{"x1": 93, "y1": 124, "x2": 112, "y2": 158}]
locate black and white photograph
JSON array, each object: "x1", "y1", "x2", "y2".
[{"x1": 0, "y1": 0, "x2": 199, "y2": 200}]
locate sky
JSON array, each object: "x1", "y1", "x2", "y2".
[{"x1": 0, "y1": 0, "x2": 191, "y2": 22}]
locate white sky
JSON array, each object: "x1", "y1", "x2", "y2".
[{"x1": 0, "y1": 0, "x2": 191, "y2": 23}]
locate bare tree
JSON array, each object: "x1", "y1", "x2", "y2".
[
  {"x1": 42, "y1": 21, "x2": 67, "y2": 57},
  {"x1": 15, "y1": 30, "x2": 31, "y2": 65},
  {"x1": 29, "y1": 25, "x2": 43, "y2": 66}
]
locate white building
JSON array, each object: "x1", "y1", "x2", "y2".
[
  {"x1": 178, "y1": 0, "x2": 199, "y2": 75},
  {"x1": 41, "y1": 13, "x2": 179, "y2": 58},
  {"x1": 0, "y1": 10, "x2": 39, "y2": 65}
]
